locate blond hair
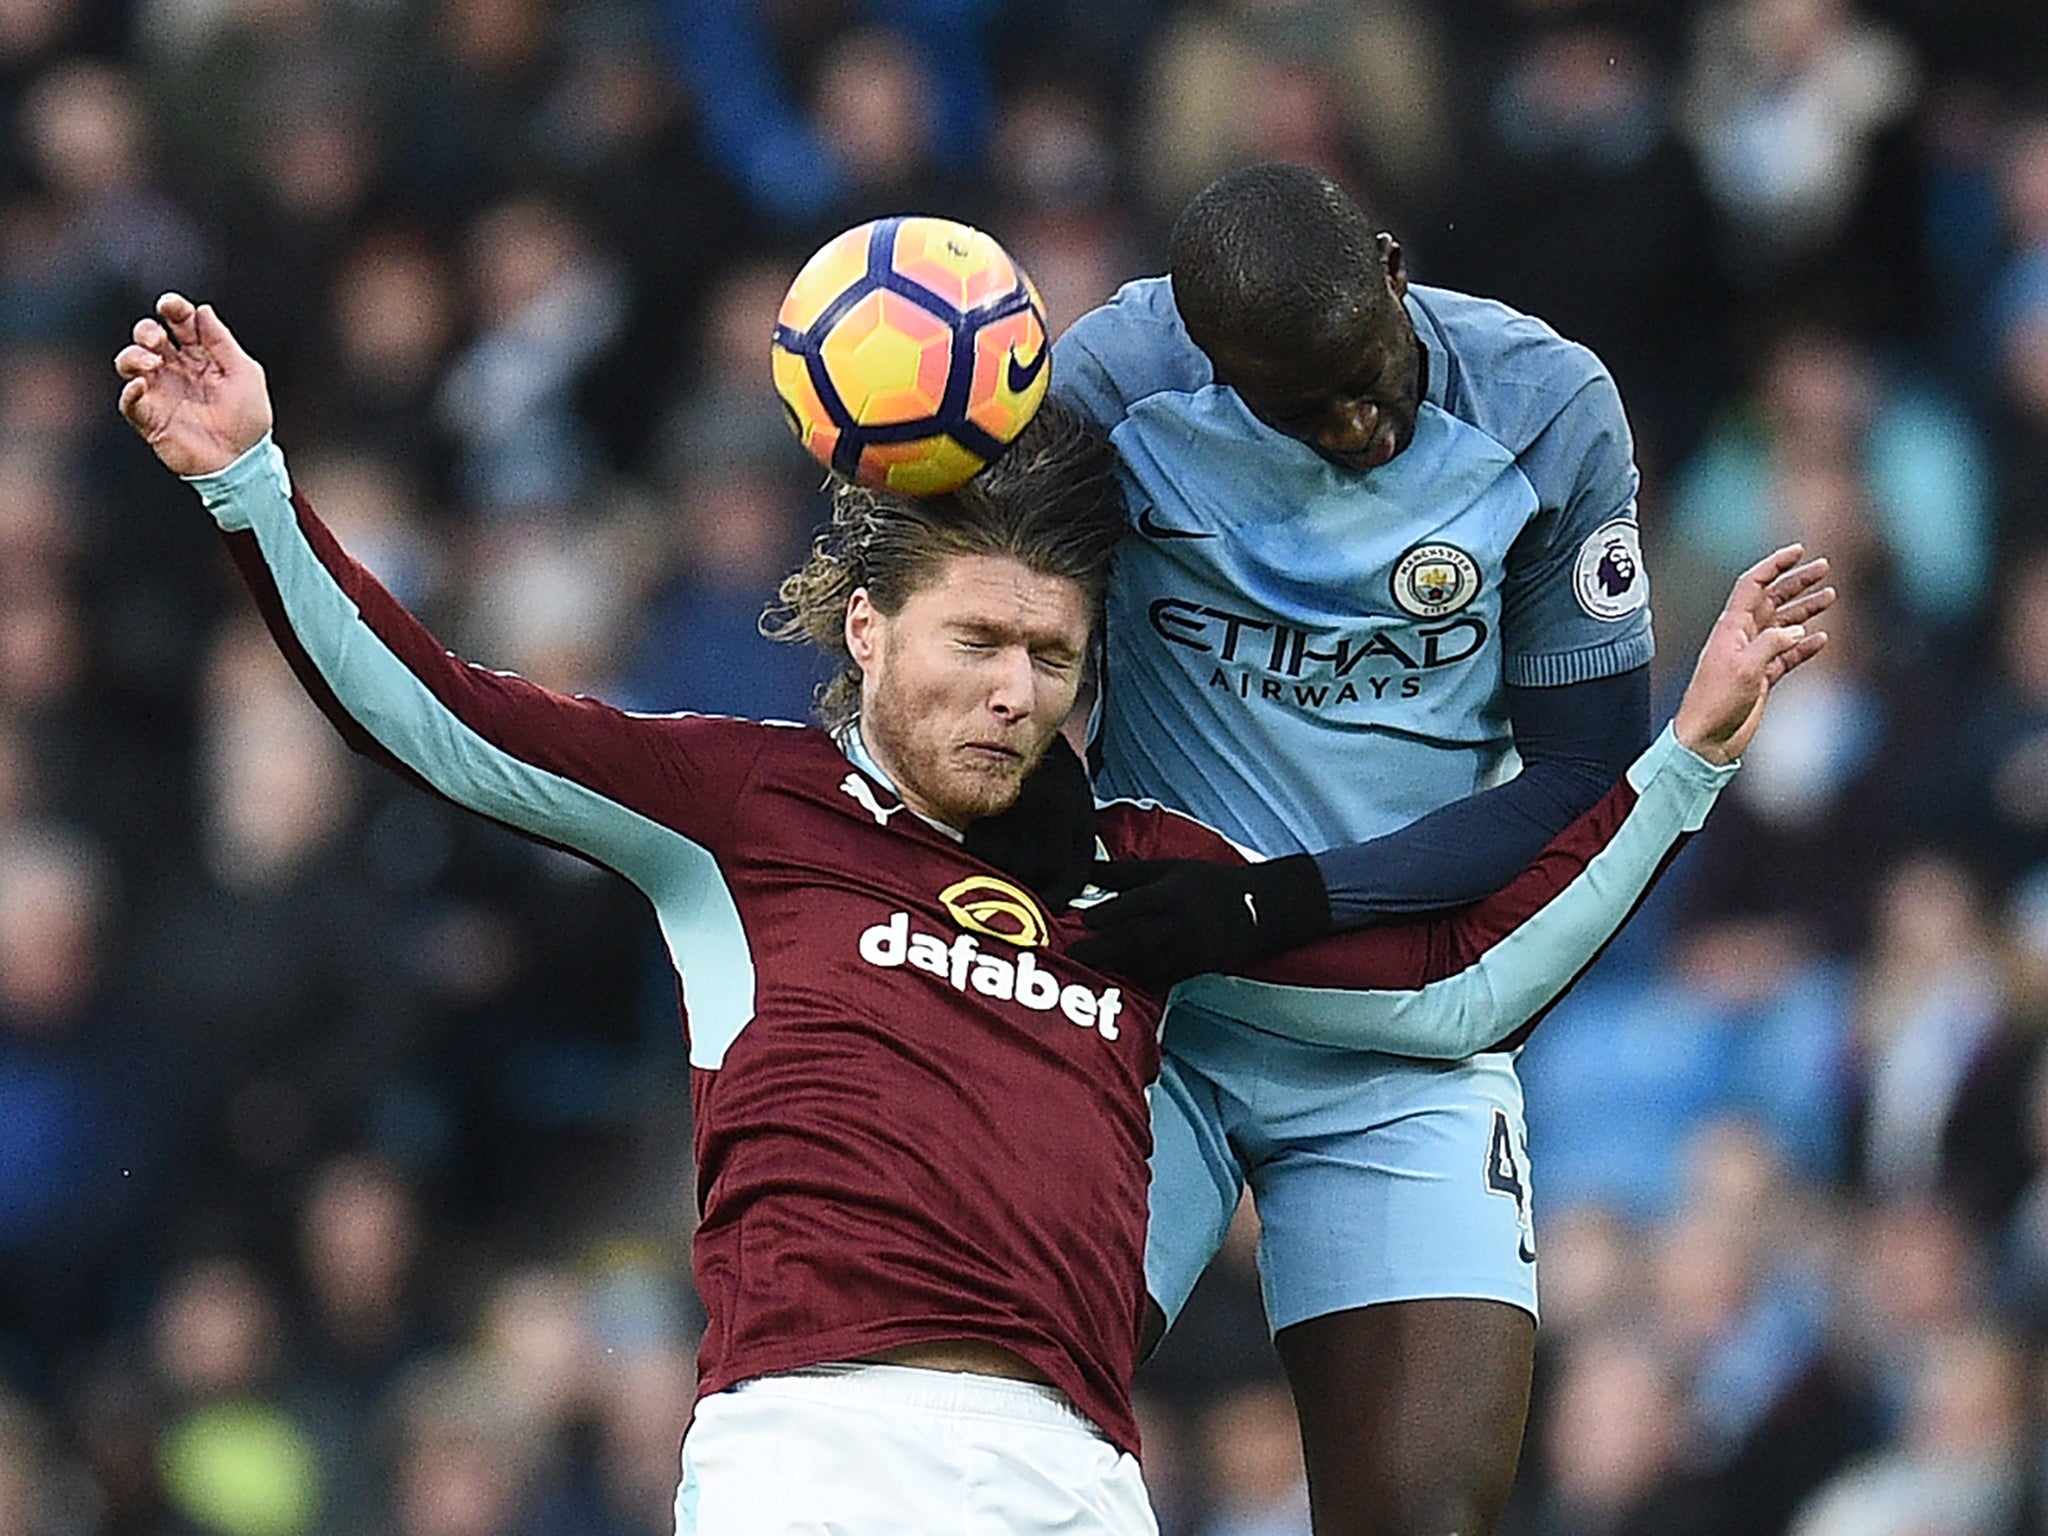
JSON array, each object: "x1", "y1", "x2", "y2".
[{"x1": 763, "y1": 396, "x2": 1126, "y2": 729}]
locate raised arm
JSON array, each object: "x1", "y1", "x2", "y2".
[
  {"x1": 1130, "y1": 548, "x2": 1832, "y2": 1056},
  {"x1": 114, "y1": 294, "x2": 761, "y2": 883}
]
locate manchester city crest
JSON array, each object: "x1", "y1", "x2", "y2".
[{"x1": 1391, "y1": 543, "x2": 1481, "y2": 619}]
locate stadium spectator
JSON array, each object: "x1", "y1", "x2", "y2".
[
  {"x1": 1193, "y1": 1381, "x2": 1313, "y2": 1536},
  {"x1": 436, "y1": 193, "x2": 629, "y2": 517},
  {"x1": 1428, "y1": 0, "x2": 1725, "y2": 457},
  {"x1": 1129, "y1": 0, "x2": 1451, "y2": 236},
  {"x1": 660, "y1": 0, "x2": 995, "y2": 235},
  {"x1": 1785, "y1": 1324, "x2": 2030, "y2": 1536},
  {"x1": 1513, "y1": 1328, "x2": 1709, "y2": 1536},
  {"x1": 0, "y1": 819, "x2": 166, "y2": 1379},
  {"x1": 1677, "y1": 0, "x2": 1919, "y2": 308},
  {"x1": 1665, "y1": 319, "x2": 1993, "y2": 640},
  {"x1": 148, "y1": 1255, "x2": 323, "y2": 1536}
]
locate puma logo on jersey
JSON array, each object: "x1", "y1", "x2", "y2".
[
  {"x1": 859, "y1": 911, "x2": 1124, "y2": 1041},
  {"x1": 841, "y1": 773, "x2": 906, "y2": 826}
]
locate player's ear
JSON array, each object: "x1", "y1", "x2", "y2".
[
  {"x1": 845, "y1": 587, "x2": 878, "y2": 668},
  {"x1": 1380, "y1": 233, "x2": 1407, "y2": 298}
]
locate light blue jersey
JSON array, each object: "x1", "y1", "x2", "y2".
[
  {"x1": 1054, "y1": 276, "x2": 1656, "y2": 1330},
  {"x1": 1057, "y1": 277, "x2": 1653, "y2": 856}
]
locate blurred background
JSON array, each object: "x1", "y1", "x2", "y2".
[{"x1": 0, "y1": 0, "x2": 2045, "y2": 1530}]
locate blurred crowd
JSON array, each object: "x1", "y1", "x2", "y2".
[{"x1": 2, "y1": 0, "x2": 2047, "y2": 1531}]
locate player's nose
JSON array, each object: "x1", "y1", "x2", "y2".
[
  {"x1": 985, "y1": 646, "x2": 1036, "y2": 720},
  {"x1": 1317, "y1": 398, "x2": 1380, "y2": 454}
]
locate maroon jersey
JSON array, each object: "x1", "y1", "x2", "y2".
[{"x1": 193, "y1": 438, "x2": 1734, "y2": 1455}]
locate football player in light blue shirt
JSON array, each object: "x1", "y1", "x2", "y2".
[{"x1": 1054, "y1": 164, "x2": 1657, "y2": 1536}]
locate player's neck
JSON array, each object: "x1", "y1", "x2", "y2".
[{"x1": 837, "y1": 722, "x2": 966, "y2": 840}]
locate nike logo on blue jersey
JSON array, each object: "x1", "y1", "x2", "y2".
[
  {"x1": 1136, "y1": 507, "x2": 1215, "y2": 540},
  {"x1": 1006, "y1": 345, "x2": 1048, "y2": 395}
]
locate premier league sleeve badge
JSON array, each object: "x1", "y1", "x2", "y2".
[{"x1": 1572, "y1": 520, "x2": 1647, "y2": 621}]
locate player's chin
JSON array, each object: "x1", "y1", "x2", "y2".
[{"x1": 944, "y1": 754, "x2": 1030, "y2": 821}]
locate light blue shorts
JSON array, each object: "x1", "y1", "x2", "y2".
[{"x1": 1146, "y1": 1001, "x2": 1539, "y2": 1335}]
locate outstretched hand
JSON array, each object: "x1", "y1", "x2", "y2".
[
  {"x1": 114, "y1": 292, "x2": 273, "y2": 477},
  {"x1": 1673, "y1": 543, "x2": 1834, "y2": 766}
]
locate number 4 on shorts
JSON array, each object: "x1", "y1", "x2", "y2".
[{"x1": 1486, "y1": 1108, "x2": 1537, "y2": 1264}]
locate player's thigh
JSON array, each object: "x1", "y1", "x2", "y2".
[
  {"x1": 1241, "y1": 1055, "x2": 1538, "y2": 1536},
  {"x1": 1244, "y1": 1053, "x2": 1538, "y2": 1333},
  {"x1": 1144, "y1": 1049, "x2": 1246, "y2": 1333},
  {"x1": 1276, "y1": 1298, "x2": 1534, "y2": 1536}
]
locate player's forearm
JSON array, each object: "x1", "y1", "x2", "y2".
[
  {"x1": 1174, "y1": 725, "x2": 1734, "y2": 1057},
  {"x1": 188, "y1": 437, "x2": 669, "y2": 878},
  {"x1": 1312, "y1": 666, "x2": 1652, "y2": 925}
]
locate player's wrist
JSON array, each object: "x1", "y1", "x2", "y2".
[
  {"x1": 1670, "y1": 700, "x2": 1736, "y2": 767},
  {"x1": 1243, "y1": 853, "x2": 1331, "y2": 960}
]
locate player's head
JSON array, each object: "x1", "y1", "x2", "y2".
[
  {"x1": 1169, "y1": 162, "x2": 1423, "y2": 473},
  {"x1": 768, "y1": 396, "x2": 1125, "y2": 826}
]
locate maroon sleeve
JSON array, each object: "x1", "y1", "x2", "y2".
[
  {"x1": 1102, "y1": 778, "x2": 1673, "y2": 1050},
  {"x1": 221, "y1": 488, "x2": 768, "y2": 864}
]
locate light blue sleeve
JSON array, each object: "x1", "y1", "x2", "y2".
[
  {"x1": 1051, "y1": 321, "x2": 1127, "y2": 435},
  {"x1": 1171, "y1": 725, "x2": 1735, "y2": 1057},
  {"x1": 1051, "y1": 278, "x2": 1210, "y2": 438},
  {"x1": 187, "y1": 436, "x2": 762, "y2": 1069},
  {"x1": 1498, "y1": 365, "x2": 1656, "y2": 687}
]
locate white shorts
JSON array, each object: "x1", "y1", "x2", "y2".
[{"x1": 673, "y1": 1363, "x2": 1159, "y2": 1536}]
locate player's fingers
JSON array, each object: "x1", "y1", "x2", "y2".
[
  {"x1": 155, "y1": 291, "x2": 198, "y2": 341},
  {"x1": 1720, "y1": 547, "x2": 1808, "y2": 633},
  {"x1": 113, "y1": 342, "x2": 162, "y2": 379},
  {"x1": 131, "y1": 315, "x2": 173, "y2": 354},
  {"x1": 1772, "y1": 584, "x2": 1836, "y2": 628},
  {"x1": 193, "y1": 303, "x2": 254, "y2": 369},
  {"x1": 1762, "y1": 556, "x2": 1830, "y2": 608},
  {"x1": 1732, "y1": 622, "x2": 1805, "y2": 681},
  {"x1": 1746, "y1": 621, "x2": 1808, "y2": 674},
  {"x1": 1763, "y1": 629, "x2": 1828, "y2": 683},
  {"x1": 117, "y1": 374, "x2": 149, "y2": 418},
  {"x1": 1730, "y1": 543, "x2": 1805, "y2": 601}
]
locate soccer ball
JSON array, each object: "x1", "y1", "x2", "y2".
[{"x1": 771, "y1": 216, "x2": 1050, "y2": 495}]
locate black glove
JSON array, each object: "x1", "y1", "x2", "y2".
[
  {"x1": 1069, "y1": 854, "x2": 1331, "y2": 995},
  {"x1": 962, "y1": 735, "x2": 1098, "y2": 911}
]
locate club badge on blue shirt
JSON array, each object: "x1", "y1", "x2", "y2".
[{"x1": 1392, "y1": 542, "x2": 1482, "y2": 619}]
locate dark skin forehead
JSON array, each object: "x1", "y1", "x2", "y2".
[{"x1": 1192, "y1": 236, "x2": 1419, "y2": 419}]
